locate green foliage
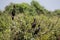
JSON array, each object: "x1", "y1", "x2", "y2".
[
  {"x1": 0, "y1": 1, "x2": 60, "y2": 40},
  {"x1": 53, "y1": 10, "x2": 60, "y2": 16}
]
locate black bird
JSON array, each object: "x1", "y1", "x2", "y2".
[
  {"x1": 11, "y1": 5, "x2": 16, "y2": 20},
  {"x1": 38, "y1": 25, "x2": 40, "y2": 27},
  {"x1": 31, "y1": 18, "x2": 36, "y2": 28},
  {"x1": 33, "y1": 26, "x2": 40, "y2": 35}
]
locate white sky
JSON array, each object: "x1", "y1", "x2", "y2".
[{"x1": 0, "y1": 0, "x2": 60, "y2": 11}]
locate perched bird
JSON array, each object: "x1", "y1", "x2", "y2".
[
  {"x1": 38, "y1": 25, "x2": 40, "y2": 27},
  {"x1": 11, "y1": 5, "x2": 16, "y2": 20},
  {"x1": 31, "y1": 18, "x2": 36, "y2": 28},
  {"x1": 33, "y1": 25, "x2": 41, "y2": 35}
]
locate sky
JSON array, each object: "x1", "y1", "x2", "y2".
[{"x1": 0, "y1": 0, "x2": 60, "y2": 11}]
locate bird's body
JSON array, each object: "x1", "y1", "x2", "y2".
[
  {"x1": 32, "y1": 22, "x2": 36, "y2": 28},
  {"x1": 33, "y1": 27, "x2": 40, "y2": 35},
  {"x1": 11, "y1": 5, "x2": 16, "y2": 20},
  {"x1": 31, "y1": 18, "x2": 36, "y2": 28},
  {"x1": 12, "y1": 9, "x2": 15, "y2": 16}
]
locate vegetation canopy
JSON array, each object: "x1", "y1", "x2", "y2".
[{"x1": 0, "y1": 1, "x2": 60, "y2": 40}]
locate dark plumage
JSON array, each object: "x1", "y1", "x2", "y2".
[
  {"x1": 32, "y1": 22, "x2": 36, "y2": 28},
  {"x1": 12, "y1": 16, "x2": 14, "y2": 20},
  {"x1": 31, "y1": 18, "x2": 36, "y2": 28},
  {"x1": 11, "y1": 5, "x2": 16, "y2": 20},
  {"x1": 33, "y1": 26, "x2": 40, "y2": 35},
  {"x1": 38, "y1": 25, "x2": 40, "y2": 27}
]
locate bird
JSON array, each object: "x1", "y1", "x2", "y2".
[
  {"x1": 33, "y1": 25, "x2": 41, "y2": 35},
  {"x1": 11, "y1": 5, "x2": 16, "y2": 20},
  {"x1": 31, "y1": 18, "x2": 36, "y2": 28},
  {"x1": 38, "y1": 25, "x2": 40, "y2": 27}
]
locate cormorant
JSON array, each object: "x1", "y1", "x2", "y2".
[
  {"x1": 31, "y1": 18, "x2": 36, "y2": 28},
  {"x1": 11, "y1": 5, "x2": 16, "y2": 20}
]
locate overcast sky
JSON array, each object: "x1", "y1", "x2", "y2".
[{"x1": 0, "y1": 0, "x2": 60, "y2": 11}]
